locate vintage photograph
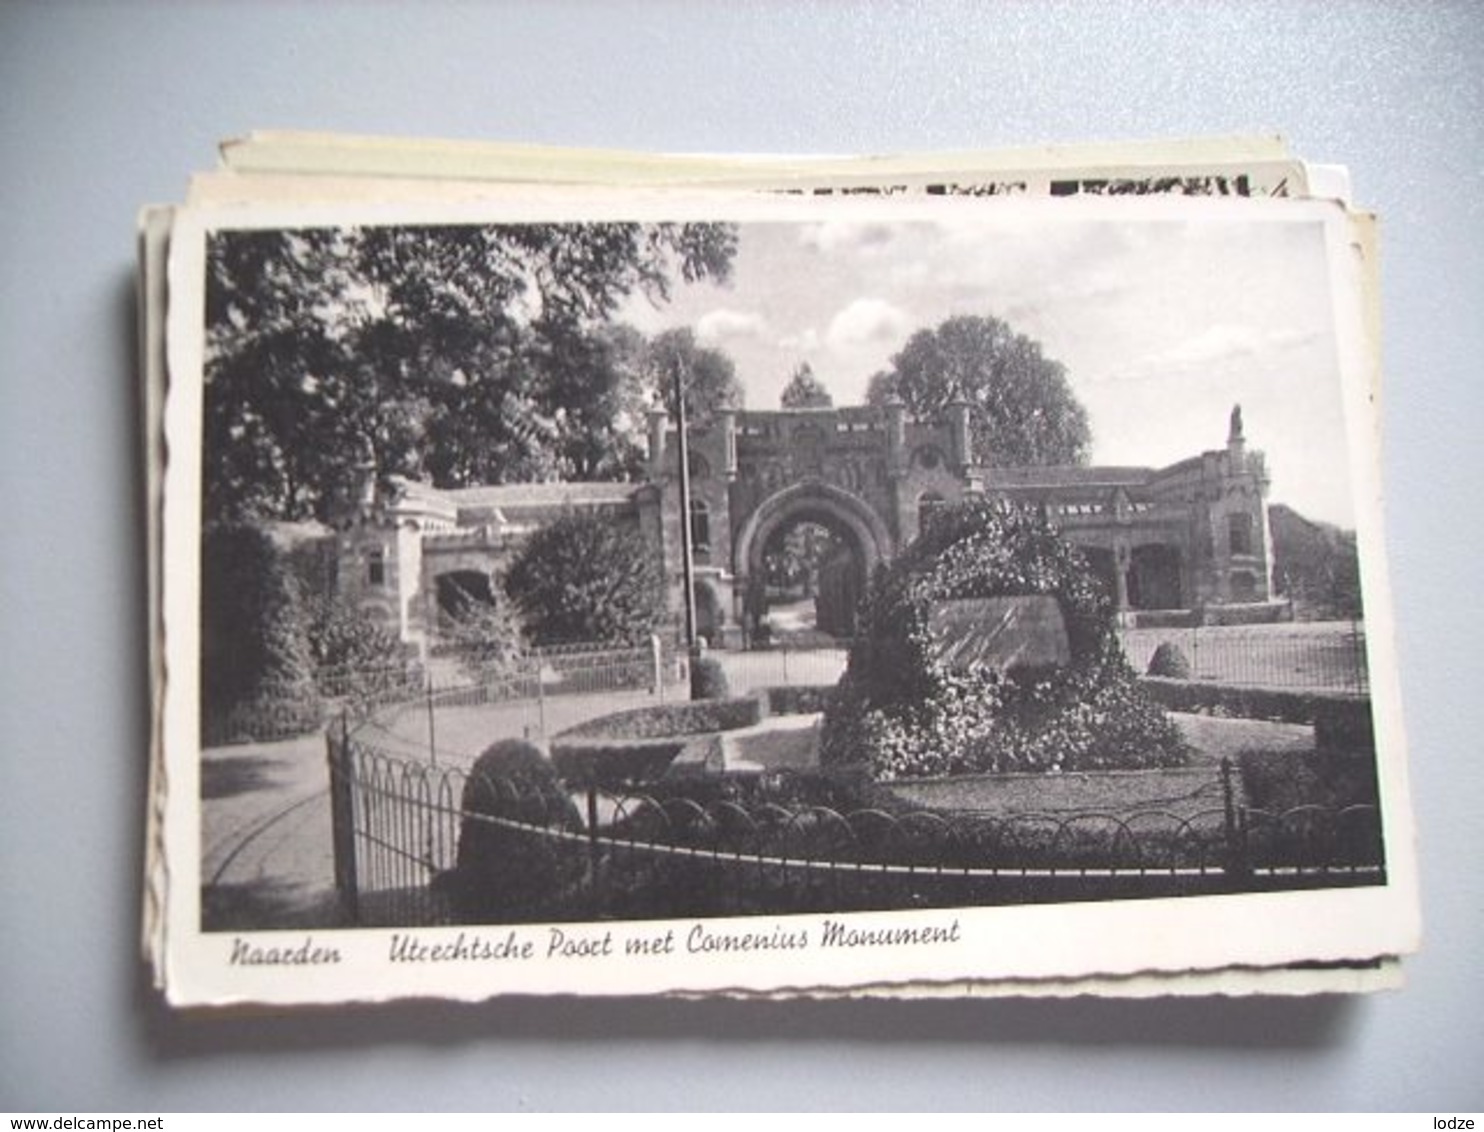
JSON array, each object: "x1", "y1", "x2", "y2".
[{"x1": 161, "y1": 193, "x2": 1415, "y2": 1001}]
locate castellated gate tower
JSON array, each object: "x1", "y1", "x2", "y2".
[{"x1": 335, "y1": 402, "x2": 1275, "y2": 657}]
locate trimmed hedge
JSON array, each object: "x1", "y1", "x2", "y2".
[
  {"x1": 201, "y1": 523, "x2": 321, "y2": 745},
  {"x1": 690, "y1": 656, "x2": 730, "y2": 700},
  {"x1": 1140, "y1": 676, "x2": 1374, "y2": 751},
  {"x1": 1146, "y1": 642, "x2": 1193, "y2": 679},
  {"x1": 1313, "y1": 697, "x2": 1376, "y2": 754},
  {"x1": 446, "y1": 739, "x2": 584, "y2": 921},
  {"x1": 557, "y1": 697, "x2": 763, "y2": 741},
  {"x1": 1124, "y1": 609, "x2": 1198, "y2": 629},
  {"x1": 549, "y1": 696, "x2": 765, "y2": 787},
  {"x1": 203, "y1": 694, "x2": 326, "y2": 746},
  {"x1": 1238, "y1": 748, "x2": 1380, "y2": 813},
  {"x1": 1200, "y1": 601, "x2": 1292, "y2": 627},
  {"x1": 550, "y1": 737, "x2": 696, "y2": 787},
  {"x1": 761, "y1": 684, "x2": 838, "y2": 717},
  {"x1": 616, "y1": 765, "x2": 882, "y2": 811}
]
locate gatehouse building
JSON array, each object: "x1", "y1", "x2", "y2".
[{"x1": 334, "y1": 401, "x2": 1276, "y2": 655}]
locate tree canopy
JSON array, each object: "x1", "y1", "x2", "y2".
[
  {"x1": 200, "y1": 523, "x2": 320, "y2": 739},
  {"x1": 643, "y1": 326, "x2": 744, "y2": 431},
  {"x1": 762, "y1": 520, "x2": 841, "y2": 596},
  {"x1": 205, "y1": 222, "x2": 737, "y2": 521},
  {"x1": 779, "y1": 362, "x2": 832, "y2": 408},
  {"x1": 867, "y1": 314, "x2": 1091, "y2": 467},
  {"x1": 503, "y1": 515, "x2": 667, "y2": 647},
  {"x1": 1268, "y1": 503, "x2": 1363, "y2": 620}
]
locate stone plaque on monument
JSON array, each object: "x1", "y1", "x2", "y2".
[{"x1": 926, "y1": 595, "x2": 1072, "y2": 673}]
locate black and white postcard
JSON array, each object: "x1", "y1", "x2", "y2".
[{"x1": 155, "y1": 187, "x2": 1417, "y2": 1005}]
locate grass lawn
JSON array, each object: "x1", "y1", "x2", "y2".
[
  {"x1": 721, "y1": 715, "x2": 821, "y2": 772},
  {"x1": 1170, "y1": 713, "x2": 1313, "y2": 766},
  {"x1": 886, "y1": 764, "x2": 1226, "y2": 818},
  {"x1": 883, "y1": 713, "x2": 1315, "y2": 818}
]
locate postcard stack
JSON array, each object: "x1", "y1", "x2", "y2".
[{"x1": 140, "y1": 133, "x2": 1419, "y2": 1006}]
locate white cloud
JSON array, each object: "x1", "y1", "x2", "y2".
[
  {"x1": 889, "y1": 259, "x2": 932, "y2": 289},
  {"x1": 825, "y1": 297, "x2": 910, "y2": 350},
  {"x1": 799, "y1": 221, "x2": 896, "y2": 256},
  {"x1": 1101, "y1": 324, "x2": 1320, "y2": 383},
  {"x1": 695, "y1": 307, "x2": 766, "y2": 343},
  {"x1": 778, "y1": 327, "x2": 822, "y2": 353}
]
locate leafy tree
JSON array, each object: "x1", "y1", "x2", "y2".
[
  {"x1": 544, "y1": 323, "x2": 651, "y2": 482},
  {"x1": 867, "y1": 314, "x2": 1091, "y2": 467},
  {"x1": 299, "y1": 594, "x2": 423, "y2": 700},
  {"x1": 1268, "y1": 503, "x2": 1364, "y2": 620},
  {"x1": 205, "y1": 222, "x2": 737, "y2": 521},
  {"x1": 204, "y1": 230, "x2": 358, "y2": 520},
  {"x1": 200, "y1": 523, "x2": 321, "y2": 739},
  {"x1": 503, "y1": 515, "x2": 666, "y2": 647},
  {"x1": 644, "y1": 327, "x2": 744, "y2": 430},
  {"x1": 763, "y1": 521, "x2": 841, "y2": 597},
  {"x1": 779, "y1": 362, "x2": 832, "y2": 408},
  {"x1": 440, "y1": 579, "x2": 526, "y2": 680},
  {"x1": 303, "y1": 596, "x2": 403, "y2": 673}
]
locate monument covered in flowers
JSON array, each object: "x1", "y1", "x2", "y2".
[{"x1": 820, "y1": 496, "x2": 1189, "y2": 779}]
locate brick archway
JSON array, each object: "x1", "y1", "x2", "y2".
[
  {"x1": 734, "y1": 480, "x2": 893, "y2": 586},
  {"x1": 731, "y1": 480, "x2": 893, "y2": 642}
]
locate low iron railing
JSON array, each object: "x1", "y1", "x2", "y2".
[{"x1": 326, "y1": 731, "x2": 1385, "y2": 928}]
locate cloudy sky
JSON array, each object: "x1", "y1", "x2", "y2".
[{"x1": 620, "y1": 214, "x2": 1361, "y2": 527}]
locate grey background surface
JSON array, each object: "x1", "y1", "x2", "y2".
[{"x1": 2, "y1": 0, "x2": 1481, "y2": 1112}]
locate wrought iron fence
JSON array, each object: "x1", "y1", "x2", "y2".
[
  {"x1": 326, "y1": 730, "x2": 1386, "y2": 928},
  {"x1": 1117, "y1": 622, "x2": 1369, "y2": 693},
  {"x1": 424, "y1": 643, "x2": 676, "y2": 705}
]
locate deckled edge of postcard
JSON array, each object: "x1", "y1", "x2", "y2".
[
  {"x1": 146, "y1": 137, "x2": 1413, "y2": 1006},
  {"x1": 139, "y1": 203, "x2": 173, "y2": 984}
]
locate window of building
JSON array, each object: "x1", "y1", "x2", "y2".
[
  {"x1": 689, "y1": 499, "x2": 711, "y2": 554},
  {"x1": 919, "y1": 492, "x2": 947, "y2": 533},
  {"x1": 1228, "y1": 513, "x2": 1254, "y2": 556},
  {"x1": 367, "y1": 548, "x2": 385, "y2": 586}
]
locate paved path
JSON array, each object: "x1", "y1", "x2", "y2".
[
  {"x1": 720, "y1": 713, "x2": 822, "y2": 772},
  {"x1": 713, "y1": 646, "x2": 847, "y2": 693},
  {"x1": 200, "y1": 732, "x2": 343, "y2": 931}
]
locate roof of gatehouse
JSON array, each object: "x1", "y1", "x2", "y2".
[
  {"x1": 982, "y1": 465, "x2": 1157, "y2": 490},
  {"x1": 441, "y1": 482, "x2": 643, "y2": 509}
]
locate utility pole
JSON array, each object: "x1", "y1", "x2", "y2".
[{"x1": 672, "y1": 357, "x2": 700, "y2": 694}]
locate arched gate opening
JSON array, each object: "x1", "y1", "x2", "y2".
[{"x1": 732, "y1": 482, "x2": 893, "y2": 646}]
